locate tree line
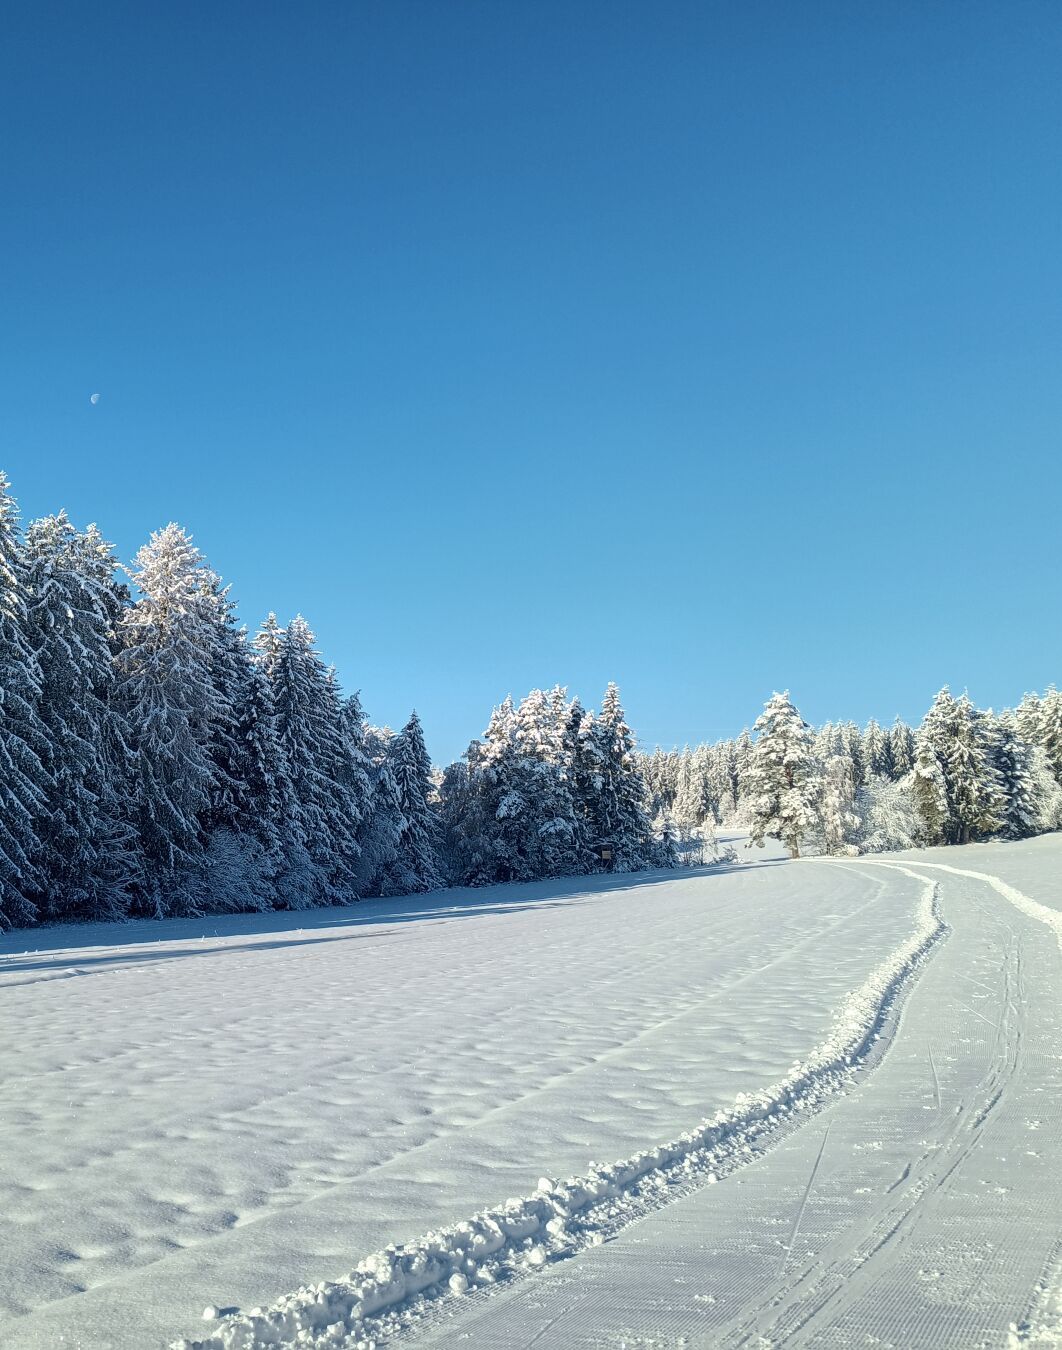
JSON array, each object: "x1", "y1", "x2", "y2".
[
  {"x1": 2, "y1": 469, "x2": 1059, "y2": 929},
  {"x1": 0, "y1": 473, "x2": 656, "y2": 930},
  {"x1": 640, "y1": 688, "x2": 1062, "y2": 859}
]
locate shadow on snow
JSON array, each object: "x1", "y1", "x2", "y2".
[{"x1": 0, "y1": 852, "x2": 789, "y2": 977}]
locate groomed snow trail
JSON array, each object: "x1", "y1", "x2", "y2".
[
  {"x1": 0, "y1": 854, "x2": 921, "y2": 1350},
  {"x1": 172, "y1": 867, "x2": 945, "y2": 1350},
  {"x1": 400, "y1": 851, "x2": 1062, "y2": 1349},
  {"x1": 868, "y1": 857, "x2": 1062, "y2": 954}
]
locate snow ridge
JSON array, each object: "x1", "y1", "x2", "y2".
[
  {"x1": 896, "y1": 860, "x2": 1062, "y2": 955},
  {"x1": 174, "y1": 868, "x2": 943, "y2": 1350}
]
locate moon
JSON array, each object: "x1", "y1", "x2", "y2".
[{"x1": 90, "y1": 393, "x2": 100, "y2": 405}]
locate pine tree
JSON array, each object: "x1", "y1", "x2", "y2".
[
  {"x1": 115, "y1": 524, "x2": 221, "y2": 915},
  {"x1": 889, "y1": 718, "x2": 916, "y2": 778},
  {"x1": 24, "y1": 514, "x2": 136, "y2": 920},
  {"x1": 863, "y1": 719, "x2": 891, "y2": 779},
  {"x1": 672, "y1": 748, "x2": 702, "y2": 838},
  {"x1": 910, "y1": 733, "x2": 949, "y2": 845},
  {"x1": 195, "y1": 571, "x2": 251, "y2": 841},
  {"x1": 712, "y1": 740, "x2": 739, "y2": 821},
  {"x1": 387, "y1": 711, "x2": 443, "y2": 892},
  {"x1": 1037, "y1": 687, "x2": 1062, "y2": 785},
  {"x1": 589, "y1": 683, "x2": 651, "y2": 870},
  {"x1": 820, "y1": 752, "x2": 859, "y2": 854},
  {"x1": 262, "y1": 615, "x2": 362, "y2": 904},
  {"x1": 841, "y1": 722, "x2": 867, "y2": 789},
  {"x1": 326, "y1": 669, "x2": 372, "y2": 884},
  {"x1": 465, "y1": 696, "x2": 525, "y2": 883},
  {"x1": 509, "y1": 687, "x2": 581, "y2": 878},
  {"x1": 916, "y1": 688, "x2": 1004, "y2": 845},
  {"x1": 1014, "y1": 691, "x2": 1044, "y2": 747},
  {"x1": 746, "y1": 691, "x2": 821, "y2": 858},
  {"x1": 226, "y1": 656, "x2": 293, "y2": 905},
  {"x1": 651, "y1": 809, "x2": 680, "y2": 867},
  {"x1": 0, "y1": 475, "x2": 50, "y2": 927},
  {"x1": 733, "y1": 728, "x2": 754, "y2": 810},
  {"x1": 565, "y1": 698, "x2": 602, "y2": 871},
  {"x1": 946, "y1": 695, "x2": 1004, "y2": 844},
  {"x1": 358, "y1": 721, "x2": 409, "y2": 896},
  {"x1": 993, "y1": 712, "x2": 1057, "y2": 837},
  {"x1": 813, "y1": 721, "x2": 839, "y2": 762}
]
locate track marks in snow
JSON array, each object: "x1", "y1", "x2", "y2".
[
  {"x1": 666, "y1": 857, "x2": 1062, "y2": 1350},
  {"x1": 1, "y1": 863, "x2": 919, "y2": 1343},
  {"x1": 173, "y1": 871, "x2": 945, "y2": 1349},
  {"x1": 878, "y1": 859, "x2": 1062, "y2": 955}
]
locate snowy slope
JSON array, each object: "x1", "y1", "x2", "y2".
[
  {"x1": 2, "y1": 851, "x2": 923, "y2": 1350},
  {"x1": 399, "y1": 843, "x2": 1062, "y2": 1349}
]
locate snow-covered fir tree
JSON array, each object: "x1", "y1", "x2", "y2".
[
  {"x1": 949, "y1": 695, "x2": 1005, "y2": 844},
  {"x1": 354, "y1": 720, "x2": 408, "y2": 896},
  {"x1": 820, "y1": 752, "x2": 859, "y2": 855},
  {"x1": 459, "y1": 694, "x2": 527, "y2": 884},
  {"x1": 913, "y1": 689, "x2": 1004, "y2": 846},
  {"x1": 224, "y1": 655, "x2": 296, "y2": 906},
  {"x1": 990, "y1": 712, "x2": 1061, "y2": 839},
  {"x1": 195, "y1": 569, "x2": 253, "y2": 842},
  {"x1": 841, "y1": 722, "x2": 867, "y2": 789},
  {"x1": 0, "y1": 475, "x2": 50, "y2": 927},
  {"x1": 889, "y1": 718, "x2": 916, "y2": 778},
  {"x1": 652, "y1": 809, "x2": 680, "y2": 867},
  {"x1": 746, "y1": 691, "x2": 822, "y2": 858},
  {"x1": 564, "y1": 696, "x2": 602, "y2": 870},
  {"x1": 387, "y1": 711, "x2": 443, "y2": 892},
  {"x1": 438, "y1": 684, "x2": 656, "y2": 887},
  {"x1": 1036, "y1": 687, "x2": 1062, "y2": 786},
  {"x1": 910, "y1": 731, "x2": 950, "y2": 845},
  {"x1": 863, "y1": 719, "x2": 891, "y2": 779},
  {"x1": 24, "y1": 514, "x2": 137, "y2": 920},
  {"x1": 672, "y1": 749, "x2": 703, "y2": 839},
  {"x1": 587, "y1": 683, "x2": 652, "y2": 870},
  {"x1": 261, "y1": 614, "x2": 363, "y2": 904},
  {"x1": 114, "y1": 524, "x2": 221, "y2": 916}
]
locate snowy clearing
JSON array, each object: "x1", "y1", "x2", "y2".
[
  {"x1": 2, "y1": 838, "x2": 1060, "y2": 1349},
  {"x1": 403, "y1": 846, "x2": 1062, "y2": 1350},
  {"x1": 4, "y1": 845, "x2": 919, "y2": 1349},
  {"x1": 174, "y1": 864, "x2": 942, "y2": 1350}
]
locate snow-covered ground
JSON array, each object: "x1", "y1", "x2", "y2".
[
  {"x1": 2, "y1": 837, "x2": 1059, "y2": 1348},
  {"x1": 399, "y1": 847, "x2": 1062, "y2": 1349}
]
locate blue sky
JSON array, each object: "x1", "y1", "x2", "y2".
[{"x1": 3, "y1": 2, "x2": 1060, "y2": 763}]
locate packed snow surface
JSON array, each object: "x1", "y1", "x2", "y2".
[
  {"x1": 3, "y1": 842, "x2": 919, "y2": 1349},
  {"x1": 175, "y1": 865, "x2": 944, "y2": 1350},
  {"x1": 407, "y1": 847, "x2": 1062, "y2": 1349},
  {"x1": 2, "y1": 836, "x2": 1060, "y2": 1349}
]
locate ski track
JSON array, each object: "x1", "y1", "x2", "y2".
[
  {"x1": 400, "y1": 851, "x2": 1062, "y2": 1350},
  {"x1": 5, "y1": 841, "x2": 1060, "y2": 1349},
  {"x1": 172, "y1": 866, "x2": 945, "y2": 1350},
  {"x1": 1, "y1": 857, "x2": 922, "y2": 1350},
  {"x1": 865, "y1": 857, "x2": 1062, "y2": 955}
]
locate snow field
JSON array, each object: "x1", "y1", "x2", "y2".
[
  {"x1": 1, "y1": 858, "x2": 926, "y2": 1350},
  {"x1": 421, "y1": 847, "x2": 1062, "y2": 1349},
  {"x1": 174, "y1": 866, "x2": 943, "y2": 1350}
]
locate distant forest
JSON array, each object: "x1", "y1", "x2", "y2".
[{"x1": 1, "y1": 469, "x2": 1058, "y2": 929}]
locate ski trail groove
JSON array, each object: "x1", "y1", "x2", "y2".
[
  {"x1": 664, "y1": 857, "x2": 1061, "y2": 1350},
  {"x1": 173, "y1": 871, "x2": 945, "y2": 1350},
  {"x1": 860, "y1": 858, "x2": 1062, "y2": 954}
]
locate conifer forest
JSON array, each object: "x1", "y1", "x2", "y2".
[{"x1": 2, "y1": 468, "x2": 1058, "y2": 931}]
